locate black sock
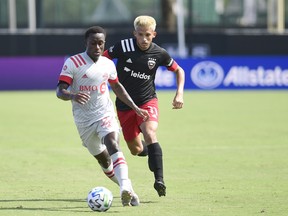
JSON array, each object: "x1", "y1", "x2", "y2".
[
  {"x1": 138, "y1": 140, "x2": 148, "y2": 157},
  {"x1": 147, "y1": 143, "x2": 164, "y2": 182}
]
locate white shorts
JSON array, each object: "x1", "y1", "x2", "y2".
[{"x1": 76, "y1": 116, "x2": 120, "y2": 156}]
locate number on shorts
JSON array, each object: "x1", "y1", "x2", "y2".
[{"x1": 147, "y1": 106, "x2": 158, "y2": 119}]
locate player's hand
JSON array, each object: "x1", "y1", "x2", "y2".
[
  {"x1": 172, "y1": 95, "x2": 184, "y2": 109},
  {"x1": 135, "y1": 108, "x2": 150, "y2": 121},
  {"x1": 73, "y1": 92, "x2": 91, "y2": 105}
]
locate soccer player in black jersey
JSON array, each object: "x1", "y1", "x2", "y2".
[{"x1": 103, "y1": 15, "x2": 185, "y2": 197}]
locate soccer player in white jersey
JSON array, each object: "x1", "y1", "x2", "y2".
[{"x1": 56, "y1": 26, "x2": 149, "y2": 207}]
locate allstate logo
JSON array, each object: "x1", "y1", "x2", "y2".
[{"x1": 191, "y1": 61, "x2": 224, "y2": 89}]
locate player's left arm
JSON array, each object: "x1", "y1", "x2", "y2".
[
  {"x1": 172, "y1": 65, "x2": 185, "y2": 109},
  {"x1": 109, "y1": 80, "x2": 150, "y2": 120},
  {"x1": 162, "y1": 48, "x2": 185, "y2": 109}
]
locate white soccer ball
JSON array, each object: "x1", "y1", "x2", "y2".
[{"x1": 87, "y1": 186, "x2": 113, "y2": 212}]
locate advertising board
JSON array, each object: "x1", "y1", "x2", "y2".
[
  {"x1": 1, "y1": 56, "x2": 287, "y2": 90},
  {"x1": 156, "y1": 56, "x2": 288, "y2": 90}
]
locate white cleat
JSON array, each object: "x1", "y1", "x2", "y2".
[
  {"x1": 121, "y1": 189, "x2": 132, "y2": 206},
  {"x1": 130, "y1": 193, "x2": 140, "y2": 206}
]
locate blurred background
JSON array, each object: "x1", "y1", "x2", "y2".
[{"x1": 0, "y1": 0, "x2": 287, "y2": 90}]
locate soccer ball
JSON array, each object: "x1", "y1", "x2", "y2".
[{"x1": 87, "y1": 186, "x2": 113, "y2": 212}]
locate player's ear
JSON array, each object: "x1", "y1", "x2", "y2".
[
  {"x1": 152, "y1": 31, "x2": 157, "y2": 38},
  {"x1": 133, "y1": 30, "x2": 137, "y2": 37}
]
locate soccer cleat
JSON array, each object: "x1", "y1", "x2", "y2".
[
  {"x1": 154, "y1": 180, "x2": 166, "y2": 197},
  {"x1": 130, "y1": 193, "x2": 140, "y2": 206},
  {"x1": 121, "y1": 189, "x2": 132, "y2": 206}
]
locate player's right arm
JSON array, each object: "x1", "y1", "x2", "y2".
[
  {"x1": 56, "y1": 81, "x2": 91, "y2": 105},
  {"x1": 56, "y1": 57, "x2": 90, "y2": 105}
]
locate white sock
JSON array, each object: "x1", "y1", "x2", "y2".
[
  {"x1": 111, "y1": 152, "x2": 131, "y2": 193},
  {"x1": 101, "y1": 159, "x2": 119, "y2": 185}
]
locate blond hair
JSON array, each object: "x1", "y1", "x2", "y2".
[{"x1": 134, "y1": 15, "x2": 156, "y2": 31}]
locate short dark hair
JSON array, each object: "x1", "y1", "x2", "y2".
[{"x1": 84, "y1": 26, "x2": 106, "y2": 40}]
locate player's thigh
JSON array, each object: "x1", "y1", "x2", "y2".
[
  {"x1": 139, "y1": 98, "x2": 159, "y2": 122},
  {"x1": 98, "y1": 116, "x2": 120, "y2": 142},
  {"x1": 140, "y1": 120, "x2": 158, "y2": 143},
  {"x1": 117, "y1": 109, "x2": 141, "y2": 141},
  {"x1": 77, "y1": 123, "x2": 106, "y2": 156},
  {"x1": 97, "y1": 116, "x2": 121, "y2": 153}
]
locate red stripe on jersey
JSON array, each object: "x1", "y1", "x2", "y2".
[
  {"x1": 167, "y1": 61, "x2": 178, "y2": 72},
  {"x1": 70, "y1": 56, "x2": 79, "y2": 68},
  {"x1": 74, "y1": 55, "x2": 83, "y2": 66},
  {"x1": 77, "y1": 54, "x2": 86, "y2": 65},
  {"x1": 108, "y1": 77, "x2": 119, "y2": 84},
  {"x1": 103, "y1": 50, "x2": 112, "y2": 59},
  {"x1": 59, "y1": 75, "x2": 73, "y2": 85}
]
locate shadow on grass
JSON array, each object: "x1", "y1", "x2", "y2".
[
  {"x1": 0, "y1": 198, "x2": 156, "y2": 213},
  {"x1": 0, "y1": 198, "x2": 85, "y2": 203},
  {"x1": 0, "y1": 198, "x2": 117, "y2": 213}
]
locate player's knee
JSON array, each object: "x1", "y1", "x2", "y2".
[
  {"x1": 129, "y1": 145, "x2": 142, "y2": 156},
  {"x1": 143, "y1": 131, "x2": 157, "y2": 144},
  {"x1": 106, "y1": 142, "x2": 119, "y2": 155},
  {"x1": 126, "y1": 139, "x2": 143, "y2": 156}
]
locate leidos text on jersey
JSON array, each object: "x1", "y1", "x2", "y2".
[{"x1": 130, "y1": 70, "x2": 151, "y2": 80}]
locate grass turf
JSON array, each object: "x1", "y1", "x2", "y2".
[{"x1": 0, "y1": 90, "x2": 287, "y2": 216}]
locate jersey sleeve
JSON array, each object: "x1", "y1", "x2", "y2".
[
  {"x1": 161, "y1": 48, "x2": 179, "y2": 72},
  {"x1": 103, "y1": 50, "x2": 112, "y2": 60},
  {"x1": 58, "y1": 58, "x2": 75, "y2": 85},
  {"x1": 107, "y1": 59, "x2": 119, "y2": 84},
  {"x1": 104, "y1": 41, "x2": 123, "y2": 59}
]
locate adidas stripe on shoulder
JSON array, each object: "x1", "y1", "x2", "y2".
[
  {"x1": 70, "y1": 54, "x2": 86, "y2": 68},
  {"x1": 121, "y1": 38, "x2": 135, "y2": 53}
]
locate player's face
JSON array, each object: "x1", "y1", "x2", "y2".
[
  {"x1": 134, "y1": 26, "x2": 156, "y2": 51},
  {"x1": 86, "y1": 33, "x2": 105, "y2": 62}
]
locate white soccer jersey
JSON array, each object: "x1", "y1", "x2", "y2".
[{"x1": 58, "y1": 52, "x2": 118, "y2": 127}]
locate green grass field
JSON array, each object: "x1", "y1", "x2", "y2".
[{"x1": 0, "y1": 90, "x2": 287, "y2": 216}]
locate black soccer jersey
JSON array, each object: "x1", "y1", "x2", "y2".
[{"x1": 105, "y1": 38, "x2": 176, "y2": 111}]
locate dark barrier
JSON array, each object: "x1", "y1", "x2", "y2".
[{"x1": 1, "y1": 33, "x2": 288, "y2": 56}]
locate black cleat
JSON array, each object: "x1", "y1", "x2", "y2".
[{"x1": 154, "y1": 181, "x2": 166, "y2": 197}]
